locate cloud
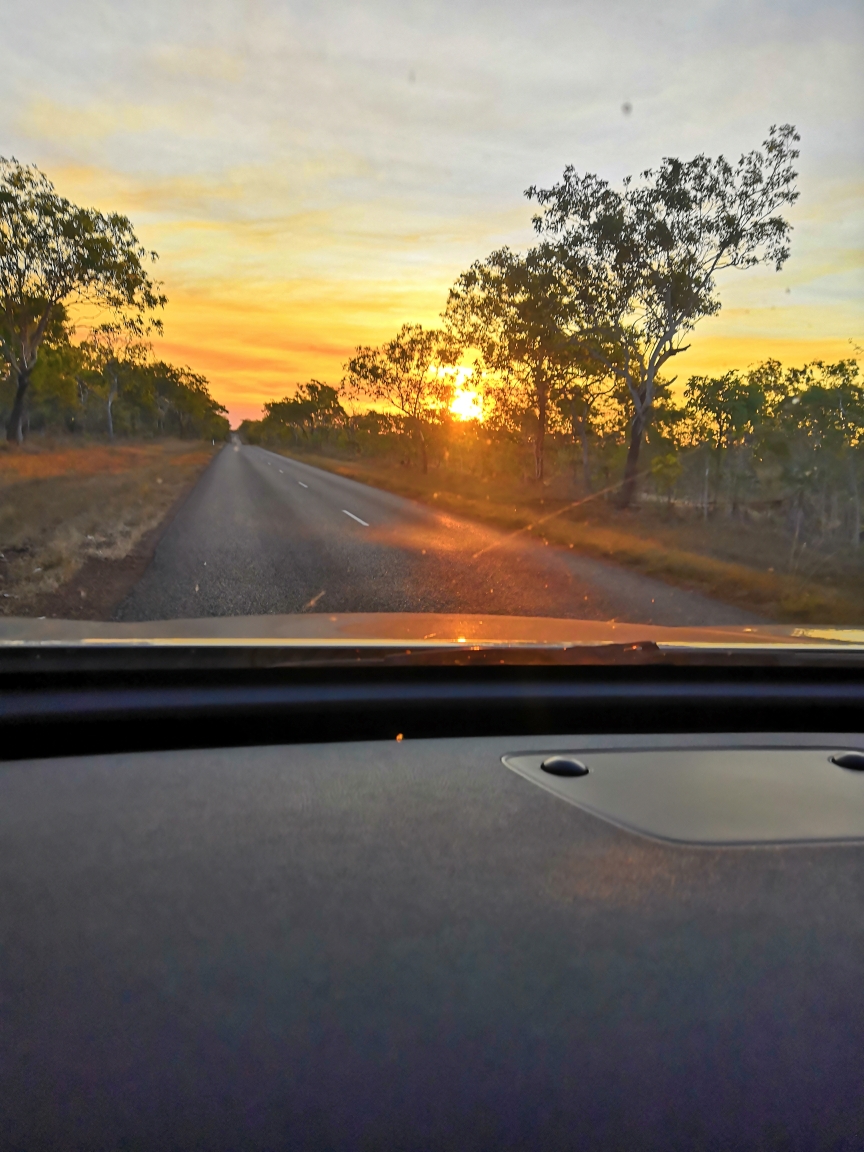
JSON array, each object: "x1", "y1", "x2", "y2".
[
  {"x1": 0, "y1": 0, "x2": 859, "y2": 426},
  {"x1": 19, "y1": 98, "x2": 173, "y2": 144}
]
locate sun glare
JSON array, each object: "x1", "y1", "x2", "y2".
[{"x1": 450, "y1": 388, "x2": 483, "y2": 422}]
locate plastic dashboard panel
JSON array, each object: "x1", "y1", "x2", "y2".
[
  {"x1": 503, "y1": 742, "x2": 864, "y2": 844},
  {"x1": 2, "y1": 731, "x2": 864, "y2": 1150}
]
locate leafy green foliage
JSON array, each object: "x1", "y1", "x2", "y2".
[
  {"x1": 342, "y1": 324, "x2": 450, "y2": 472},
  {"x1": 0, "y1": 154, "x2": 168, "y2": 440},
  {"x1": 444, "y1": 245, "x2": 580, "y2": 480},
  {"x1": 685, "y1": 371, "x2": 765, "y2": 449},
  {"x1": 263, "y1": 382, "x2": 346, "y2": 435},
  {"x1": 0, "y1": 337, "x2": 229, "y2": 442},
  {"x1": 0, "y1": 158, "x2": 166, "y2": 440},
  {"x1": 0, "y1": 159, "x2": 227, "y2": 444},
  {"x1": 527, "y1": 125, "x2": 800, "y2": 503}
]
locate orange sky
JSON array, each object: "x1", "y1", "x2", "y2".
[{"x1": 2, "y1": 0, "x2": 861, "y2": 424}]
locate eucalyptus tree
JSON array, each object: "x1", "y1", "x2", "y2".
[
  {"x1": 777, "y1": 360, "x2": 864, "y2": 548},
  {"x1": 79, "y1": 325, "x2": 150, "y2": 440},
  {"x1": 152, "y1": 363, "x2": 229, "y2": 440},
  {"x1": 528, "y1": 125, "x2": 801, "y2": 505},
  {"x1": 684, "y1": 370, "x2": 766, "y2": 514},
  {"x1": 343, "y1": 323, "x2": 448, "y2": 473},
  {"x1": 0, "y1": 158, "x2": 166, "y2": 441},
  {"x1": 552, "y1": 360, "x2": 617, "y2": 492},
  {"x1": 263, "y1": 381, "x2": 346, "y2": 444},
  {"x1": 444, "y1": 244, "x2": 575, "y2": 480}
]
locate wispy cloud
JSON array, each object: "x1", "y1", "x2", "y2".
[{"x1": 1, "y1": 0, "x2": 861, "y2": 423}]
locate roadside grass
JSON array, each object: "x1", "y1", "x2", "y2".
[
  {"x1": 0, "y1": 438, "x2": 217, "y2": 614},
  {"x1": 275, "y1": 449, "x2": 864, "y2": 624}
]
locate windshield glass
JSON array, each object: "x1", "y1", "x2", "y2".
[{"x1": 1, "y1": 0, "x2": 862, "y2": 652}]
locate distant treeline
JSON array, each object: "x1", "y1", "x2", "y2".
[
  {"x1": 240, "y1": 355, "x2": 863, "y2": 554},
  {"x1": 0, "y1": 337, "x2": 230, "y2": 443}
]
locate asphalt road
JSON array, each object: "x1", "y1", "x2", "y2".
[{"x1": 117, "y1": 443, "x2": 760, "y2": 626}]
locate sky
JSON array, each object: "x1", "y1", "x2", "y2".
[{"x1": 1, "y1": 0, "x2": 862, "y2": 424}]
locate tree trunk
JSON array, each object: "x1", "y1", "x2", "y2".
[
  {"x1": 579, "y1": 425, "x2": 591, "y2": 493},
  {"x1": 619, "y1": 412, "x2": 646, "y2": 508},
  {"x1": 5, "y1": 366, "x2": 31, "y2": 443},
  {"x1": 534, "y1": 380, "x2": 547, "y2": 481},
  {"x1": 415, "y1": 420, "x2": 428, "y2": 474},
  {"x1": 789, "y1": 503, "x2": 803, "y2": 572},
  {"x1": 105, "y1": 366, "x2": 119, "y2": 440},
  {"x1": 728, "y1": 449, "x2": 738, "y2": 517},
  {"x1": 572, "y1": 402, "x2": 591, "y2": 492},
  {"x1": 850, "y1": 459, "x2": 861, "y2": 549}
]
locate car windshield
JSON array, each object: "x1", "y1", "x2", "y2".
[{"x1": 1, "y1": 0, "x2": 862, "y2": 655}]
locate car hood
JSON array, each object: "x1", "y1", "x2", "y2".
[{"x1": 0, "y1": 613, "x2": 862, "y2": 650}]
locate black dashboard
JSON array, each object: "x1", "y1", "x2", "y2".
[{"x1": 3, "y1": 710, "x2": 864, "y2": 1150}]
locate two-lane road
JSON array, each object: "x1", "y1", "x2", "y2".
[{"x1": 117, "y1": 444, "x2": 760, "y2": 625}]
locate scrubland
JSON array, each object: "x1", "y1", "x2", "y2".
[{"x1": 0, "y1": 439, "x2": 216, "y2": 616}]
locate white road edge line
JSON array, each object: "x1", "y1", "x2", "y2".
[
  {"x1": 298, "y1": 481, "x2": 308, "y2": 488},
  {"x1": 342, "y1": 509, "x2": 369, "y2": 527}
]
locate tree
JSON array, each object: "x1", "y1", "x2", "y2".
[
  {"x1": 444, "y1": 245, "x2": 576, "y2": 480},
  {"x1": 551, "y1": 360, "x2": 616, "y2": 492},
  {"x1": 651, "y1": 452, "x2": 683, "y2": 508},
  {"x1": 263, "y1": 381, "x2": 346, "y2": 441},
  {"x1": 151, "y1": 362, "x2": 229, "y2": 440},
  {"x1": 528, "y1": 124, "x2": 800, "y2": 505},
  {"x1": 342, "y1": 324, "x2": 448, "y2": 473},
  {"x1": 774, "y1": 360, "x2": 864, "y2": 548},
  {"x1": 0, "y1": 158, "x2": 166, "y2": 441},
  {"x1": 0, "y1": 306, "x2": 80, "y2": 434},
  {"x1": 79, "y1": 325, "x2": 150, "y2": 440},
  {"x1": 25, "y1": 338, "x2": 84, "y2": 433},
  {"x1": 685, "y1": 371, "x2": 765, "y2": 450},
  {"x1": 685, "y1": 370, "x2": 765, "y2": 513}
]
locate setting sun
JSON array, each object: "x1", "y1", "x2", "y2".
[{"x1": 450, "y1": 388, "x2": 483, "y2": 422}]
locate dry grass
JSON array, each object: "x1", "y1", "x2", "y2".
[
  {"x1": 0, "y1": 438, "x2": 216, "y2": 614},
  {"x1": 278, "y1": 450, "x2": 864, "y2": 624}
]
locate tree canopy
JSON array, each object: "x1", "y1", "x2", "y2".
[
  {"x1": 444, "y1": 245, "x2": 578, "y2": 479},
  {"x1": 527, "y1": 124, "x2": 800, "y2": 503},
  {"x1": 0, "y1": 157, "x2": 166, "y2": 441},
  {"x1": 263, "y1": 382, "x2": 346, "y2": 435},
  {"x1": 1, "y1": 333, "x2": 229, "y2": 442},
  {"x1": 342, "y1": 324, "x2": 450, "y2": 473}
]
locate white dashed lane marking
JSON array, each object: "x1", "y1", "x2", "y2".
[
  {"x1": 298, "y1": 481, "x2": 308, "y2": 488},
  {"x1": 342, "y1": 509, "x2": 369, "y2": 527}
]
